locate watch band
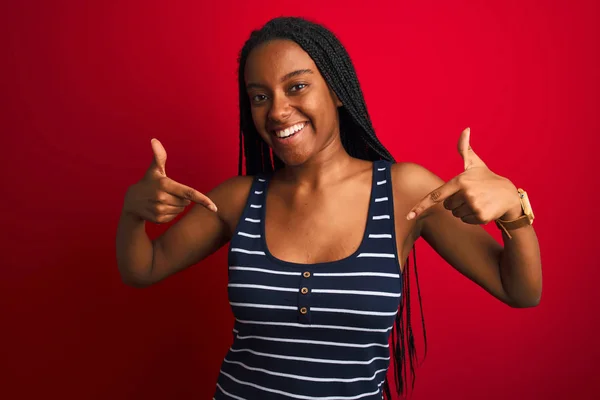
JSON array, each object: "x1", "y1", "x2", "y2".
[
  {"x1": 494, "y1": 188, "x2": 534, "y2": 239},
  {"x1": 495, "y1": 216, "x2": 528, "y2": 237}
]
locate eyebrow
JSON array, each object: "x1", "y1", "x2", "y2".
[{"x1": 246, "y1": 69, "x2": 314, "y2": 90}]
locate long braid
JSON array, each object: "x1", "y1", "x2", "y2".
[{"x1": 235, "y1": 16, "x2": 426, "y2": 398}]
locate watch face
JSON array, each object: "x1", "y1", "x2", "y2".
[{"x1": 518, "y1": 189, "x2": 534, "y2": 220}]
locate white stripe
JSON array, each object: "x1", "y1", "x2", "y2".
[
  {"x1": 357, "y1": 253, "x2": 396, "y2": 259},
  {"x1": 372, "y1": 215, "x2": 390, "y2": 220},
  {"x1": 235, "y1": 334, "x2": 389, "y2": 349},
  {"x1": 376, "y1": 180, "x2": 387, "y2": 185},
  {"x1": 231, "y1": 248, "x2": 266, "y2": 255},
  {"x1": 238, "y1": 232, "x2": 261, "y2": 238},
  {"x1": 250, "y1": 204, "x2": 262, "y2": 208},
  {"x1": 258, "y1": 178, "x2": 266, "y2": 182},
  {"x1": 236, "y1": 319, "x2": 392, "y2": 333},
  {"x1": 232, "y1": 303, "x2": 397, "y2": 316},
  {"x1": 229, "y1": 266, "x2": 301, "y2": 276},
  {"x1": 374, "y1": 197, "x2": 388, "y2": 202},
  {"x1": 312, "y1": 289, "x2": 401, "y2": 297},
  {"x1": 232, "y1": 329, "x2": 238, "y2": 334},
  {"x1": 254, "y1": 190, "x2": 263, "y2": 194},
  {"x1": 312, "y1": 307, "x2": 398, "y2": 316},
  {"x1": 368, "y1": 234, "x2": 392, "y2": 238},
  {"x1": 229, "y1": 302, "x2": 297, "y2": 311},
  {"x1": 223, "y1": 358, "x2": 388, "y2": 383},
  {"x1": 377, "y1": 167, "x2": 386, "y2": 171},
  {"x1": 228, "y1": 284, "x2": 298, "y2": 293},
  {"x1": 244, "y1": 218, "x2": 260, "y2": 223},
  {"x1": 219, "y1": 370, "x2": 380, "y2": 400},
  {"x1": 229, "y1": 347, "x2": 389, "y2": 365},
  {"x1": 313, "y1": 272, "x2": 399, "y2": 278},
  {"x1": 216, "y1": 383, "x2": 246, "y2": 400}
]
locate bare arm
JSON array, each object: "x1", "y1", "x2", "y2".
[
  {"x1": 116, "y1": 175, "x2": 253, "y2": 287},
  {"x1": 115, "y1": 138, "x2": 253, "y2": 287},
  {"x1": 149, "y1": 176, "x2": 253, "y2": 285},
  {"x1": 116, "y1": 208, "x2": 154, "y2": 287},
  {"x1": 415, "y1": 168, "x2": 541, "y2": 307},
  {"x1": 393, "y1": 129, "x2": 542, "y2": 308}
]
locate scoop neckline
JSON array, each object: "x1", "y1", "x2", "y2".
[{"x1": 259, "y1": 161, "x2": 378, "y2": 269}]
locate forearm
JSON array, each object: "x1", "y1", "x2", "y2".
[
  {"x1": 116, "y1": 210, "x2": 155, "y2": 287},
  {"x1": 498, "y1": 221, "x2": 542, "y2": 307}
]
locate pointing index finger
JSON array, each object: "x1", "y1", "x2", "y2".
[
  {"x1": 406, "y1": 178, "x2": 461, "y2": 220},
  {"x1": 163, "y1": 178, "x2": 218, "y2": 212}
]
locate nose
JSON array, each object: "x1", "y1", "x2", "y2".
[{"x1": 267, "y1": 92, "x2": 292, "y2": 124}]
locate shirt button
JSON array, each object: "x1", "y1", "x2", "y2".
[
  {"x1": 303, "y1": 271, "x2": 311, "y2": 278},
  {"x1": 299, "y1": 307, "x2": 308, "y2": 314},
  {"x1": 301, "y1": 287, "x2": 309, "y2": 294}
]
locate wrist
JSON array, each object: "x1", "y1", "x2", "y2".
[
  {"x1": 500, "y1": 193, "x2": 523, "y2": 221},
  {"x1": 121, "y1": 207, "x2": 145, "y2": 224}
]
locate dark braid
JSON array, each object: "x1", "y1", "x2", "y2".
[{"x1": 235, "y1": 16, "x2": 427, "y2": 398}]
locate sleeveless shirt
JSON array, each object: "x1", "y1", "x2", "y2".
[{"x1": 213, "y1": 160, "x2": 402, "y2": 400}]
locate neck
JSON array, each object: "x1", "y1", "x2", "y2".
[{"x1": 278, "y1": 135, "x2": 357, "y2": 190}]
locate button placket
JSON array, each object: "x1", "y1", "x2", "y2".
[{"x1": 297, "y1": 270, "x2": 313, "y2": 324}]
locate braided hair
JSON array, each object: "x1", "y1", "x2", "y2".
[{"x1": 236, "y1": 16, "x2": 427, "y2": 398}]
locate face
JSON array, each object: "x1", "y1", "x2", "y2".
[{"x1": 244, "y1": 39, "x2": 343, "y2": 166}]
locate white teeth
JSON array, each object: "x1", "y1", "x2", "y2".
[{"x1": 275, "y1": 122, "x2": 306, "y2": 138}]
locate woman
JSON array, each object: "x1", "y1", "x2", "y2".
[{"x1": 116, "y1": 16, "x2": 542, "y2": 399}]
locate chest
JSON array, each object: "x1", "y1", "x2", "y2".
[
  {"x1": 265, "y1": 190, "x2": 369, "y2": 264},
  {"x1": 261, "y1": 171, "x2": 420, "y2": 266}
]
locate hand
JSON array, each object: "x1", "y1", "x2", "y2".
[
  {"x1": 406, "y1": 127, "x2": 522, "y2": 224},
  {"x1": 123, "y1": 138, "x2": 217, "y2": 224}
]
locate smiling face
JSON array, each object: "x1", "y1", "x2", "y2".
[{"x1": 244, "y1": 39, "x2": 343, "y2": 166}]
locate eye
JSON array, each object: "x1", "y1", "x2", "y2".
[
  {"x1": 251, "y1": 94, "x2": 267, "y2": 104},
  {"x1": 290, "y1": 83, "x2": 308, "y2": 92}
]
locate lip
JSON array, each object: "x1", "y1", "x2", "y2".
[
  {"x1": 270, "y1": 121, "x2": 309, "y2": 145},
  {"x1": 269, "y1": 121, "x2": 309, "y2": 136}
]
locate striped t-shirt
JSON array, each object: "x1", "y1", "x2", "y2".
[{"x1": 213, "y1": 160, "x2": 402, "y2": 399}]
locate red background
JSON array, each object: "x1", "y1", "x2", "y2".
[{"x1": 2, "y1": 1, "x2": 599, "y2": 399}]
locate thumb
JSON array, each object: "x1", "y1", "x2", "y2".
[
  {"x1": 150, "y1": 138, "x2": 167, "y2": 176},
  {"x1": 457, "y1": 127, "x2": 485, "y2": 170}
]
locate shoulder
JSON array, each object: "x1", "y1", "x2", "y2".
[
  {"x1": 390, "y1": 162, "x2": 444, "y2": 194},
  {"x1": 207, "y1": 175, "x2": 256, "y2": 237},
  {"x1": 209, "y1": 174, "x2": 255, "y2": 198},
  {"x1": 390, "y1": 162, "x2": 446, "y2": 217}
]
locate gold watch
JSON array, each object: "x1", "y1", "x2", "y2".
[{"x1": 495, "y1": 188, "x2": 534, "y2": 238}]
